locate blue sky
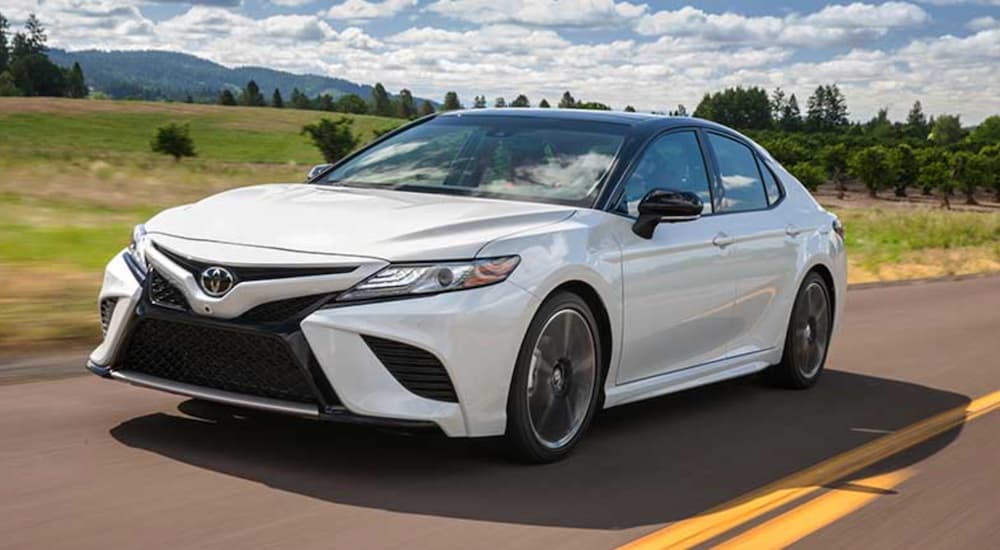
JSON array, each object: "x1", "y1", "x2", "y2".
[{"x1": 7, "y1": 1, "x2": 1000, "y2": 122}]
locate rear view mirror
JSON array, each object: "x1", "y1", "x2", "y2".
[
  {"x1": 306, "y1": 163, "x2": 333, "y2": 181},
  {"x1": 632, "y1": 189, "x2": 703, "y2": 239}
]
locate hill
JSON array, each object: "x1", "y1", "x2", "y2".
[{"x1": 47, "y1": 49, "x2": 435, "y2": 106}]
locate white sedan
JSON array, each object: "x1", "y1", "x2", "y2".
[{"x1": 89, "y1": 109, "x2": 846, "y2": 462}]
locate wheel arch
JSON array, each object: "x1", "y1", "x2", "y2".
[{"x1": 545, "y1": 280, "x2": 614, "y2": 402}]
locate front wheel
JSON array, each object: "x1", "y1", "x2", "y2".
[
  {"x1": 765, "y1": 272, "x2": 833, "y2": 389},
  {"x1": 505, "y1": 292, "x2": 602, "y2": 463}
]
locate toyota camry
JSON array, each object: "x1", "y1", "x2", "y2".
[{"x1": 88, "y1": 109, "x2": 846, "y2": 462}]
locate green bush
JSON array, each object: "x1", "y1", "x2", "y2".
[
  {"x1": 150, "y1": 123, "x2": 196, "y2": 161},
  {"x1": 790, "y1": 162, "x2": 826, "y2": 191},
  {"x1": 301, "y1": 117, "x2": 359, "y2": 163}
]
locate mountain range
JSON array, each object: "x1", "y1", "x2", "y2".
[{"x1": 47, "y1": 49, "x2": 434, "y2": 106}]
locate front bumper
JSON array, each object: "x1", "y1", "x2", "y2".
[{"x1": 90, "y1": 250, "x2": 540, "y2": 437}]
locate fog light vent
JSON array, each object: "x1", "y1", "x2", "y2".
[{"x1": 99, "y1": 298, "x2": 117, "y2": 336}]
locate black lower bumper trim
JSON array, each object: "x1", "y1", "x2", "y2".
[{"x1": 86, "y1": 360, "x2": 113, "y2": 378}]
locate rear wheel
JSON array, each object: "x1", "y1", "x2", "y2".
[
  {"x1": 766, "y1": 272, "x2": 833, "y2": 389},
  {"x1": 505, "y1": 292, "x2": 601, "y2": 463}
]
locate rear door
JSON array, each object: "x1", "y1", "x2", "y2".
[{"x1": 704, "y1": 132, "x2": 801, "y2": 357}]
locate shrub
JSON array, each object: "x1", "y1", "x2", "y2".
[
  {"x1": 791, "y1": 162, "x2": 826, "y2": 192},
  {"x1": 301, "y1": 117, "x2": 359, "y2": 163},
  {"x1": 150, "y1": 123, "x2": 196, "y2": 161}
]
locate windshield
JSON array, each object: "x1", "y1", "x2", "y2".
[{"x1": 318, "y1": 115, "x2": 627, "y2": 206}]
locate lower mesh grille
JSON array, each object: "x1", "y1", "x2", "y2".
[
  {"x1": 362, "y1": 335, "x2": 458, "y2": 402},
  {"x1": 118, "y1": 318, "x2": 318, "y2": 404},
  {"x1": 239, "y1": 294, "x2": 331, "y2": 323},
  {"x1": 99, "y1": 298, "x2": 117, "y2": 336},
  {"x1": 149, "y1": 270, "x2": 188, "y2": 311}
]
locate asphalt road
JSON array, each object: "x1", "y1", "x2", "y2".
[{"x1": 1, "y1": 276, "x2": 998, "y2": 549}]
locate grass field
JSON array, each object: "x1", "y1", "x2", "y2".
[{"x1": 1, "y1": 97, "x2": 998, "y2": 352}]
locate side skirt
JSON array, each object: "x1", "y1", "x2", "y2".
[{"x1": 603, "y1": 348, "x2": 778, "y2": 409}]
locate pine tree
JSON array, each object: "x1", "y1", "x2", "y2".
[
  {"x1": 371, "y1": 83, "x2": 393, "y2": 116},
  {"x1": 0, "y1": 13, "x2": 10, "y2": 73},
  {"x1": 905, "y1": 100, "x2": 928, "y2": 139},
  {"x1": 241, "y1": 80, "x2": 265, "y2": 106},
  {"x1": 441, "y1": 91, "x2": 461, "y2": 111},
  {"x1": 397, "y1": 88, "x2": 416, "y2": 119},
  {"x1": 806, "y1": 85, "x2": 827, "y2": 131},
  {"x1": 824, "y1": 84, "x2": 848, "y2": 127},
  {"x1": 780, "y1": 94, "x2": 802, "y2": 131},
  {"x1": 290, "y1": 87, "x2": 310, "y2": 110},
  {"x1": 473, "y1": 95, "x2": 487, "y2": 108},
  {"x1": 25, "y1": 14, "x2": 46, "y2": 54},
  {"x1": 66, "y1": 61, "x2": 86, "y2": 98},
  {"x1": 218, "y1": 89, "x2": 237, "y2": 106},
  {"x1": 419, "y1": 100, "x2": 435, "y2": 116},
  {"x1": 318, "y1": 93, "x2": 334, "y2": 111},
  {"x1": 770, "y1": 87, "x2": 787, "y2": 122},
  {"x1": 184, "y1": 94, "x2": 193, "y2": 103},
  {"x1": 538, "y1": 98, "x2": 550, "y2": 108},
  {"x1": 624, "y1": 105, "x2": 636, "y2": 112},
  {"x1": 494, "y1": 96, "x2": 506, "y2": 108},
  {"x1": 510, "y1": 94, "x2": 530, "y2": 107},
  {"x1": 272, "y1": 88, "x2": 283, "y2": 108},
  {"x1": 558, "y1": 91, "x2": 576, "y2": 108}
]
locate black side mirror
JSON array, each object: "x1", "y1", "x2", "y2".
[{"x1": 632, "y1": 189, "x2": 703, "y2": 239}]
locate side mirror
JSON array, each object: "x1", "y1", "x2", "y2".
[
  {"x1": 306, "y1": 163, "x2": 333, "y2": 181},
  {"x1": 632, "y1": 189, "x2": 703, "y2": 239}
]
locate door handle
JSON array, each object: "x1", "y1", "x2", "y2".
[
  {"x1": 712, "y1": 232, "x2": 735, "y2": 248},
  {"x1": 785, "y1": 224, "x2": 804, "y2": 237}
]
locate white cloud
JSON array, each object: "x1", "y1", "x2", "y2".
[
  {"x1": 636, "y1": 2, "x2": 930, "y2": 48},
  {"x1": 325, "y1": 0, "x2": 417, "y2": 21},
  {"x1": 967, "y1": 16, "x2": 998, "y2": 30},
  {"x1": 426, "y1": 0, "x2": 647, "y2": 27},
  {"x1": 915, "y1": 0, "x2": 1000, "y2": 5},
  {"x1": 270, "y1": 0, "x2": 313, "y2": 6}
]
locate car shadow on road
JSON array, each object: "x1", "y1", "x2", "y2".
[{"x1": 110, "y1": 369, "x2": 968, "y2": 529}]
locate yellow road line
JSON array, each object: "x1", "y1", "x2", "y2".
[
  {"x1": 713, "y1": 469, "x2": 916, "y2": 550},
  {"x1": 618, "y1": 389, "x2": 1000, "y2": 550}
]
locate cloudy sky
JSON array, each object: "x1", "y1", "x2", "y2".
[{"x1": 5, "y1": 1, "x2": 1000, "y2": 122}]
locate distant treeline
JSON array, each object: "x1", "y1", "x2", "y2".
[{"x1": 0, "y1": 13, "x2": 86, "y2": 98}]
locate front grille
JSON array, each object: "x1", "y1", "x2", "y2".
[
  {"x1": 240, "y1": 294, "x2": 331, "y2": 323},
  {"x1": 99, "y1": 298, "x2": 117, "y2": 335},
  {"x1": 149, "y1": 270, "x2": 188, "y2": 311},
  {"x1": 118, "y1": 318, "x2": 318, "y2": 404},
  {"x1": 363, "y1": 335, "x2": 458, "y2": 402}
]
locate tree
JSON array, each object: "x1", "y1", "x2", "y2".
[
  {"x1": 66, "y1": 61, "x2": 86, "y2": 98},
  {"x1": 301, "y1": 117, "x2": 359, "y2": 163},
  {"x1": 218, "y1": 89, "x2": 236, "y2": 105},
  {"x1": 9, "y1": 53, "x2": 64, "y2": 96},
  {"x1": 791, "y1": 162, "x2": 826, "y2": 192},
  {"x1": 558, "y1": 91, "x2": 576, "y2": 109},
  {"x1": 370, "y1": 83, "x2": 393, "y2": 116},
  {"x1": 905, "y1": 100, "x2": 929, "y2": 140},
  {"x1": 494, "y1": 96, "x2": 506, "y2": 108},
  {"x1": 419, "y1": 100, "x2": 435, "y2": 116},
  {"x1": 951, "y1": 151, "x2": 985, "y2": 205},
  {"x1": 473, "y1": 95, "x2": 487, "y2": 108},
  {"x1": 824, "y1": 84, "x2": 849, "y2": 127},
  {"x1": 271, "y1": 88, "x2": 283, "y2": 108},
  {"x1": 849, "y1": 146, "x2": 890, "y2": 198},
  {"x1": 929, "y1": 115, "x2": 965, "y2": 146},
  {"x1": 819, "y1": 143, "x2": 849, "y2": 199},
  {"x1": 887, "y1": 144, "x2": 918, "y2": 197},
  {"x1": 24, "y1": 14, "x2": 46, "y2": 54},
  {"x1": 0, "y1": 12, "x2": 10, "y2": 73},
  {"x1": 290, "y1": 87, "x2": 310, "y2": 110},
  {"x1": 805, "y1": 85, "x2": 827, "y2": 130},
  {"x1": 669, "y1": 104, "x2": 688, "y2": 116},
  {"x1": 317, "y1": 93, "x2": 334, "y2": 111},
  {"x1": 538, "y1": 98, "x2": 551, "y2": 108},
  {"x1": 692, "y1": 86, "x2": 771, "y2": 130},
  {"x1": 240, "y1": 79, "x2": 265, "y2": 106},
  {"x1": 0, "y1": 70, "x2": 19, "y2": 96},
  {"x1": 978, "y1": 145, "x2": 1000, "y2": 202},
  {"x1": 441, "y1": 91, "x2": 461, "y2": 111},
  {"x1": 336, "y1": 93, "x2": 368, "y2": 114},
  {"x1": 397, "y1": 88, "x2": 416, "y2": 119},
  {"x1": 510, "y1": 94, "x2": 530, "y2": 107},
  {"x1": 770, "y1": 87, "x2": 787, "y2": 122},
  {"x1": 150, "y1": 123, "x2": 196, "y2": 161},
  {"x1": 576, "y1": 101, "x2": 611, "y2": 110},
  {"x1": 624, "y1": 105, "x2": 636, "y2": 112},
  {"x1": 968, "y1": 115, "x2": 1000, "y2": 147},
  {"x1": 916, "y1": 148, "x2": 947, "y2": 196}
]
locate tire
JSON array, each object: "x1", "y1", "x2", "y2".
[
  {"x1": 505, "y1": 291, "x2": 602, "y2": 463},
  {"x1": 765, "y1": 272, "x2": 833, "y2": 389}
]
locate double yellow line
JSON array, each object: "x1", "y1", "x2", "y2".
[{"x1": 619, "y1": 389, "x2": 1000, "y2": 550}]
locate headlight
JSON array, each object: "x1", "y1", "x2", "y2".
[
  {"x1": 127, "y1": 224, "x2": 150, "y2": 270},
  {"x1": 337, "y1": 256, "x2": 520, "y2": 302}
]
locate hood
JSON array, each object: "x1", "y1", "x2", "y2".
[{"x1": 146, "y1": 184, "x2": 577, "y2": 261}]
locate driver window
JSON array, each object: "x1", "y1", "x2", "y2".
[{"x1": 615, "y1": 131, "x2": 712, "y2": 217}]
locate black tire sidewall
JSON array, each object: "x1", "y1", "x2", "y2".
[
  {"x1": 778, "y1": 272, "x2": 833, "y2": 388},
  {"x1": 506, "y1": 291, "x2": 603, "y2": 462}
]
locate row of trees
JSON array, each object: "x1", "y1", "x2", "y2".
[{"x1": 0, "y1": 12, "x2": 86, "y2": 98}]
